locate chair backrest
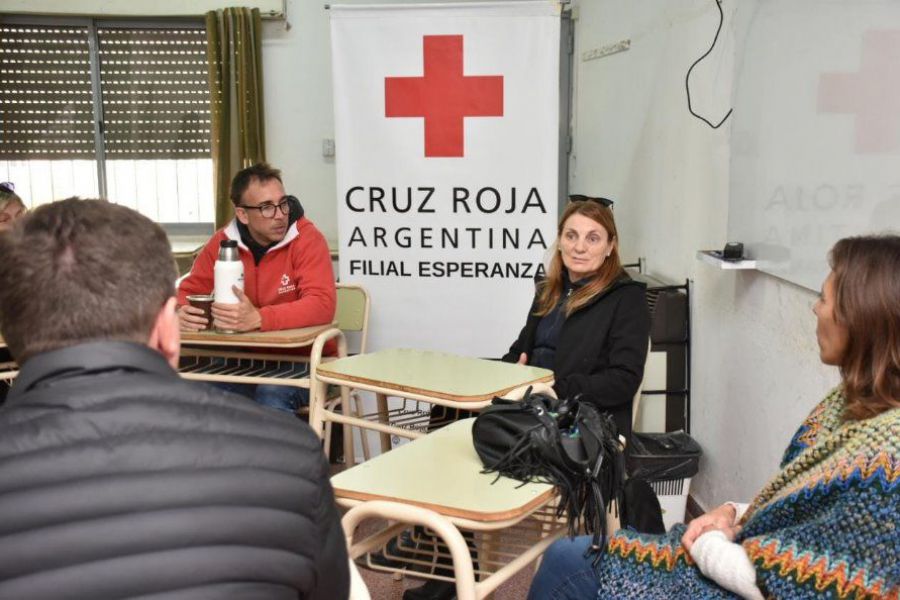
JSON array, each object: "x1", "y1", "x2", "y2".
[
  {"x1": 632, "y1": 338, "x2": 652, "y2": 430},
  {"x1": 335, "y1": 283, "x2": 371, "y2": 354}
]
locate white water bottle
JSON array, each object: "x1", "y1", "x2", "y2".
[{"x1": 214, "y1": 239, "x2": 244, "y2": 307}]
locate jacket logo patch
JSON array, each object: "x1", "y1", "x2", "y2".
[{"x1": 278, "y1": 273, "x2": 297, "y2": 295}]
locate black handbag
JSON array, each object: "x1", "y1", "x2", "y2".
[{"x1": 472, "y1": 387, "x2": 625, "y2": 561}]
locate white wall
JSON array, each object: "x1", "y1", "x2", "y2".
[
  {"x1": 570, "y1": 0, "x2": 840, "y2": 507},
  {"x1": 261, "y1": 0, "x2": 339, "y2": 246}
]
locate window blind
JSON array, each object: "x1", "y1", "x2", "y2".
[
  {"x1": 0, "y1": 22, "x2": 211, "y2": 161},
  {"x1": 98, "y1": 26, "x2": 211, "y2": 159},
  {"x1": 0, "y1": 23, "x2": 96, "y2": 160}
]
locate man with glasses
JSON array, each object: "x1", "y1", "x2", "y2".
[{"x1": 177, "y1": 163, "x2": 336, "y2": 413}]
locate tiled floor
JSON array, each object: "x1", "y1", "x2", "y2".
[{"x1": 358, "y1": 563, "x2": 533, "y2": 600}]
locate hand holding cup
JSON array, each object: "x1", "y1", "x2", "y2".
[{"x1": 180, "y1": 294, "x2": 214, "y2": 331}]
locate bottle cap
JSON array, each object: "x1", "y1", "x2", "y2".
[{"x1": 220, "y1": 239, "x2": 238, "y2": 248}]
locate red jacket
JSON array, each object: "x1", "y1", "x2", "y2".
[{"x1": 178, "y1": 217, "x2": 336, "y2": 336}]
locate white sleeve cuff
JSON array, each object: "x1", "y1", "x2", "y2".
[
  {"x1": 726, "y1": 502, "x2": 750, "y2": 524},
  {"x1": 690, "y1": 530, "x2": 763, "y2": 600}
]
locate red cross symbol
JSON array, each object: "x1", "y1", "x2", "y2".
[
  {"x1": 385, "y1": 35, "x2": 503, "y2": 157},
  {"x1": 818, "y1": 30, "x2": 900, "y2": 154}
]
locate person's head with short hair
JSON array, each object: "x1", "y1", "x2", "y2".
[
  {"x1": 229, "y1": 162, "x2": 283, "y2": 206},
  {"x1": 814, "y1": 234, "x2": 900, "y2": 420},
  {"x1": 535, "y1": 195, "x2": 624, "y2": 317},
  {"x1": 229, "y1": 163, "x2": 291, "y2": 246},
  {"x1": 0, "y1": 182, "x2": 26, "y2": 232},
  {"x1": 0, "y1": 198, "x2": 180, "y2": 367}
]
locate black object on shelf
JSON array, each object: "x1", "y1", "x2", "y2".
[{"x1": 722, "y1": 242, "x2": 744, "y2": 261}]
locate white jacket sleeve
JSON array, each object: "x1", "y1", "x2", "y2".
[{"x1": 689, "y1": 530, "x2": 763, "y2": 600}]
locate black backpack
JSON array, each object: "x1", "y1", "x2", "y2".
[{"x1": 472, "y1": 388, "x2": 625, "y2": 561}]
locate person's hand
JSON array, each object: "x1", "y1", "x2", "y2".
[
  {"x1": 517, "y1": 352, "x2": 528, "y2": 365},
  {"x1": 211, "y1": 286, "x2": 262, "y2": 332},
  {"x1": 177, "y1": 304, "x2": 208, "y2": 332},
  {"x1": 682, "y1": 504, "x2": 740, "y2": 551}
]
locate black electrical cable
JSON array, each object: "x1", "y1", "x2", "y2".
[{"x1": 685, "y1": 0, "x2": 732, "y2": 129}]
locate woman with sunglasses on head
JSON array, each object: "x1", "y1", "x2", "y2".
[
  {"x1": 529, "y1": 234, "x2": 900, "y2": 600},
  {"x1": 403, "y1": 196, "x2": 652, "y2": 600},
  {"x1": 0, "y1": 182, "x2": 26, "y2": 233},
  {"x1": 501, "y1": 195, "x2": 651, "y2": 441}
]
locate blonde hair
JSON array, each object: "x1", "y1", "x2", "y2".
[{"x1": 534, "y1": 200, "x2": 624, "y2": 317}]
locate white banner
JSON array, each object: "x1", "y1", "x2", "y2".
[{"x1": 331, "y1": 1, "x2": 560, "y2": 356}]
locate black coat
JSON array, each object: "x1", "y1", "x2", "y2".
[
  {"x1": 502, "y1": 275, "x2": 651, "y2": 439},
  {"x1": 0, "y1": 341, "x2": 349, "y2": 600}
]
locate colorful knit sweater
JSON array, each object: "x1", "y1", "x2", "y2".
[{"x1": 594, "y1": 388, "x2": 899, "y2": 599}]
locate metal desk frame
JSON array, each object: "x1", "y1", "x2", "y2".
[
  {"x1": 334, "y1": 419, "x2": 565, "y2": 600},
  {"x1": 310, "y1": 349, "x2": 554, "y2": 464}
]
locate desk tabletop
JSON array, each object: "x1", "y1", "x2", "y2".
[
  {"x1": 316, "y1": 348, "x2": 553, "y2": 402},
  {"x1": 331, "y1": 419, "x2": 554, "y2": 521},
  {"x1": 169, "y1": 233, "x2": 210, "y2": 255},
  {"x1": 180, "y1": 322, "x2": 334, "y2": 348}
]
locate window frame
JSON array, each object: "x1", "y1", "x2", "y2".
[{"x1": 1, "y1": 14, "x2": 212, "y2": 231}]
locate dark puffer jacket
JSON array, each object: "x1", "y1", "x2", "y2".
[
  {"x1": 0, "y1": 341, "x2": 349, "y2": 600},
  {"x1": 502, "y1": 274, "x2": 651, "y2": 440}
]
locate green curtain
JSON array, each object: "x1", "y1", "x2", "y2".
[{"x1": 205, "y1": 7, "x2": 266, "y2": 228}]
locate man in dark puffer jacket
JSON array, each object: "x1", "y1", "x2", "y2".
[{"x1": 0, "y1": 198, "x2": 349, "y2": 600}]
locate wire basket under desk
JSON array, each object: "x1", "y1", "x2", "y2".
[
  {"x1": 178, "y1": 353, "x2": 311, "y2": 386},
  {"x1": 348, "y1": 400, "x2": 480, "y2": 442},
  {"x1": 356, "y1": 502, "x2": 565, "y2": 584}
]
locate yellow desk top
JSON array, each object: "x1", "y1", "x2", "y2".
[
  {"x1": 315, "y1": 348, "x2": 553, "y2": 402},
  {"x1": 331, "y1": 419, "x2": 554, "y2": 522},
  {"x1": 180, "y1": 322, "x2": 334, "y2": 348}
]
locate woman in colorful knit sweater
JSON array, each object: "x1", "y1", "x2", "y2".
[{"x1": 529, "y1": 234, "x2": 900, "y2": 600}]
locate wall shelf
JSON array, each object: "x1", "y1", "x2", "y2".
[{"x1": 696, "y1": 250, "x2": 757, "y2": 270}]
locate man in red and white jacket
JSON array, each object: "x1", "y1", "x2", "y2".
[{"x1": 177, "y1": 163, "x2": 336, "y2": 412}]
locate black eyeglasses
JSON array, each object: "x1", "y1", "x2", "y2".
[
  {"x1": 239, "y1": 195, "x2": 295, "y2": 218},
  {"x1": 569, "y1": 194, "x2": 614, "y2": 209},
  {"x1": 0, "y1": 182, "x2": 15, "y2": 193}
]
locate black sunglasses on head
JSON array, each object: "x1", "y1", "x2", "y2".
[{"x1": 569, "y1": 194, "x2": 614, "y2": 208}]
